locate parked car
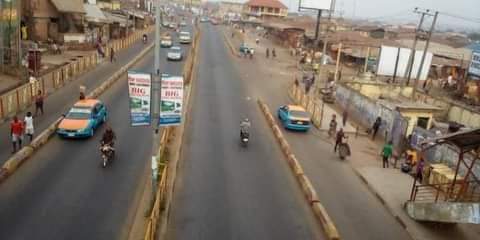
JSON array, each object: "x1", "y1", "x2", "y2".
[
  {"x1": 277, "y1": 105, "x2": 311, "y2": 131},
  {"x1": 179, "y1": 31, "x2": 191, "y2": 44},
  {"x1": 167, "y1": 46, "x2": 183, "y2": 61},
  {"x1": 239, "y1": 43, "x2": 254, "y2": 54},
  {"x1": 57, "y1": 99, "x2": 107, "y2": 138},
  {"x1": 179, "y1": 21, "x2": 187, "y2": 27},
  {"x1": 160, "y1": 35, "x2": 173, "y2": 48}
]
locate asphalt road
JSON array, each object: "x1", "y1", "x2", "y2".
[
  {"x1": 0, "y1": 32, "x2": 155, "y2": 165},
  {"x1": 231, "y1": 30, "x2": 412, "y2": 239},
  {"x1": 0, "y1": 27, "x2": 192, "y2": 240},
  {"x1": 166, "y1": 24, "x2": 324, "y2": 240}
]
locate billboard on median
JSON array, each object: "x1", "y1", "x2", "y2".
[
  {"x1": 160, "y1": 75, "x2": 184, "y2": 126},
  {"x1": 127, "y1": 71, "x2": 152, "y2": 126},
  {"x1": 469, "y1": 52, "x2": 480, "y2": 77},
  {"x1": 299, "y1": 0, "x2": 333, "y2": 10}
]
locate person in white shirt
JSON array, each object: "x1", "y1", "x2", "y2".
[{"x1": 24, "y1": 112, "x2": 34, "y2": 142}]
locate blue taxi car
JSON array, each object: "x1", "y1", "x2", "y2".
[
  {"x1": 277, "y1": 105, "x2": 311, "y2": 131},
  {"x1": 57, "y1": 99, "x2": 107, "y2": 138}
]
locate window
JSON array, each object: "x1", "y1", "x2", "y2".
[
  {"x1": 417, "y1": 117, "x2": 430, "y2": 129},
  {"x1": 275, "y1": 8, "x2": 280, "y2": 14},
  {"x1": 268, "y1": 7, "x2": 273, "y2": 13}
]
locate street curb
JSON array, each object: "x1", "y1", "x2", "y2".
[
  {"x1": 350, "y1": 166, "x2": 411, "y2": 236},
  {"x1": 0, "y1": 43, "x2": 155, "y2": 186},
  {"x1": 222, "y1": 27, "x2": 240, "y2": 58},
  {"x1": 257, "y1": 98, "x2": 341, "y2": 240}
]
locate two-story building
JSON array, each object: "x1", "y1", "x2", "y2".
[{"x1": 244, "y1": 0, "x2": 288, "y2": 19}]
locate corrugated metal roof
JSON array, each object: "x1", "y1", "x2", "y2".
[
  {"x1": 84, "y1": 4, "x2": 109, "y2": 23},
  {"x1": 396, "y1": 39, "x2": 472, "y2": 61},
  {"x1": 246, "y1": 0, "x2": 288, "y2": 9},
  {"x1": 103, "y1": 12, "x2": 129, "y2": 27},
  {"x1": 51, "y1": 0, "x2": 85, "y2": 13}
]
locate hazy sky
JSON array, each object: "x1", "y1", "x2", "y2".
[{"x1": 282, "y1": 0, "x2": 480, "y2": 29}]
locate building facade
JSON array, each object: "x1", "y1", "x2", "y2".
[{"x1": 244, "y1": 0, "x2": 288, "y2": 19}]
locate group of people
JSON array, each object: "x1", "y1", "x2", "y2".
[
  {"x1": 265, "y1": 48, "x2": 276, "y2": 59},
  {"x1": 9, "y1": 90, "x2": 45, "y2": 153}
]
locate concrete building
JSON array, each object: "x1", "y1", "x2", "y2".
[
  {"x1": 244, "y1": 0, "x2": 288, "y2": 19},
  {"x1": 22, "y1": 0, "x2": 86, "y2": 42},
  {"x1": 219, "y1": 1, "x2": 244, "y2": 19},
  {"x1": 97, "y1": 0, "x2": 122, "y2": 10}
]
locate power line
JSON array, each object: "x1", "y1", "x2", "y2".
[{"x1": 440, "y1": 12, "x2": 480, "y2": 24}]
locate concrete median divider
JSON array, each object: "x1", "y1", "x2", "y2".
[
  {"x1": 257, "y1": 98, "x2": 341, "y2": 240},
  {"x1": 143, "y1": 27, "x2": 202, "y2": 240},
  {"x1": 0, "y1": 43, "x2": 155, "y2": 186}
]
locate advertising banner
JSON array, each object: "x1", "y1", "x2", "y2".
[
  {"x1": 160, "y1": 75, "x2": 184, "y2": 126},
  {"x1": 127, "y1": 71, "x2": 152, "y2": 126},
  {"x1": 300, "y1": 0, "x2": 333, "y2": 10},
  {"x1": 469, "y1": 52, "x2": 480, "y2": 77}
]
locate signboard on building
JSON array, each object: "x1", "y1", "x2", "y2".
[
  {"x1": 299, "y1": 0, "x2": 333, "y2": 10},
  {"x1": 128, "y1": 71, "x2": 152, "y2": 126},
  {"x1": 377, "y1": 46, "x2": 433, "y2": 81},
  {"x1": 160, "y1": 75, "x2": 184, "y2": 126},
  {"x1": 469, "y1": 52, "x2": 480, "y2": 77}
]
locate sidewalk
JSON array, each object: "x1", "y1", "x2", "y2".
[
  {"x1": 226, "y1": 24, "x2": 480, "y2": 240},
  {"x1": 0, "y1": 30, "x2": 154, "y2": 165}
]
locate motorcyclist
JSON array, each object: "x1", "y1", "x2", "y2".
[
  {"x1": 143, "y1": 34, "x2": 148, "y2": 43},
  {"x1": 101, "y1": 127, "x2": 116, "y2": 147},
  {"x1": 334, "y1": 128, "x2": 345, "y2": 152},
  {"x1": 240, "y1": 118, "x2": 251, "y2": 138}
]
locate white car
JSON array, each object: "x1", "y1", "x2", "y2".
[
  {"x1": 160, "y1": 37, "x2": 173, "y2": 48},
  {"x1": 179, "y1": 31, "x2": 191, "y2": 44},
  {"x1": 167, "y1": 46, "x2": 183, "y2": 61}
]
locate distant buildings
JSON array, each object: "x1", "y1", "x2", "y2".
[{"x1": 244, "y1": 0, "x2": 288, "y2": 19}]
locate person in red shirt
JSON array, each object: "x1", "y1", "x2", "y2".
[{"x1": 10, "y1": 116, "x2": 24, "y2": 153}]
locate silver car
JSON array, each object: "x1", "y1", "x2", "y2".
[{"x1": 167, "y1": 46, "x2": 183, "y2": 61}]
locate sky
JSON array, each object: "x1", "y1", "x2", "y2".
[{"x1": 218, "y1": 0, "x2": 480, "y2": 31}]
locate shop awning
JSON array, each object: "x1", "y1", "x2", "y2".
[
  {"x1": 51, "y1": 0, "x2": 85, "y2": 14},
  {"x1": 84, "y1": 4, "x2": 109, "y2": 23}
]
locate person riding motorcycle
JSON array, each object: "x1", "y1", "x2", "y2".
[
  {"x1": 240, "y1": 118, "x2": 251, "y2": 138},
  {"x1": 101, "y1": 127, "x2": 116, "y2": 147},
  {"x1": 142, "y1": 34, "x2": 148, "y2": 43}
]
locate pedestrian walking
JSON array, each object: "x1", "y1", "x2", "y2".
[
  {"x1": 381, "y1": 141, "x2": 393, "y2": 168},
  {"x1": 305, "y1": 78, "x2": 312, "y2": 94},
  {"x1": 272, "y1": 48, "x2": 276, "y2": 58},
  {"x1": 416, "y1": 158, "x2": 425, "y2": 183},
  {"x1": 10, "y1": 116, "x2": 24, "y2": 153},
  {"x1": 328, "y1": 114, "x2": 337, "y2": 138},
  {"x1": 24, "y1": 112, "x2": 34, "y2": 142},
  {"x1": 342, "y1": 109, "x2": 348, "y2": 127},
  {"x1": 34, "y1": 90, "x2": 44, "y2": 116},
  {"x1": 371, "y1": 117, "x2": 382, "y2": 140},
  {"x1": 266, "y1": 48, "x2": 270, "y2": 58},
  {"x1": 110, "y1": 47, "x2": 116, "y2": 62}
]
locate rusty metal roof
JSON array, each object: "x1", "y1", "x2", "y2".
[
  {"x1": 51, "y1": 0, "x2": 85, "y2": 14},
  {"x1": 427, "y1": 128, "x2": 480, "y2": 152}
]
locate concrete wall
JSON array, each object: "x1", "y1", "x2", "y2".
[{"x1": 345, "y1": 81, "x2": 413, "y2": 99}]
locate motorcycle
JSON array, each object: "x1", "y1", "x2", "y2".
[
  {"x1": 100, "y1": 143, "x2": 115, "y2": 167},
  {"x1": 240, "y1": 129, "x2": 250, "y2": 147},
  {"x1": 338, "y1": 136, "x2": 351, "y2": 160},
  {"x1": 142, "y1": 35, "x2": 148, "y2": 44}
]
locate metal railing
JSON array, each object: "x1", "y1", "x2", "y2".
[
  {"x1": 0, "y1": 27, "x2": 154, "y2": 121},
  {"x1": 410, "y1": 180, "x2": 480, "y2": 203}
]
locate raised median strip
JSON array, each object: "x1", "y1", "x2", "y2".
[
  {"x1": 142, "y1": 27, "x2": 201, "y2": 240},
  {"x1": 257, "y1": 98, "x2": 341, "y2": 240},
  {"x1": 0, "y1": 42, "x2": 155, "y2": 186}
]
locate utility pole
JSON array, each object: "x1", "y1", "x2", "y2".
[
  {"x1": 317, "y1": 0, "x2": 335, "y2": 90},
  {"x1": 314, "y1": 10, "x2": 322, "y2": 40},
  {"x1": 150, "y1": 0, "x2": 162, "y2": 208},
  {"x1": 405, "y1": 8, "x2": 427, "y2": 85},
  {"x1": 412, "y1": 11, "x2": 438, "y2": 99}
]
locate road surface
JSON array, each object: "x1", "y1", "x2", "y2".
[
  {"x1": 0, "y1": 27, "x2": 192, "y2": 240},
  {"x1": 166, "y1": 24, "x2": 324, "y2": 240}
]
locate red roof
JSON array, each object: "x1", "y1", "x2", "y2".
[{"x1": 246, "y1": 0, "x2": 288, "y2": 9}]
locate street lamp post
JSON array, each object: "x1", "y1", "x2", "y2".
[{"x1": 150, "y1": 0, "x2": 162, "y2": 209}]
